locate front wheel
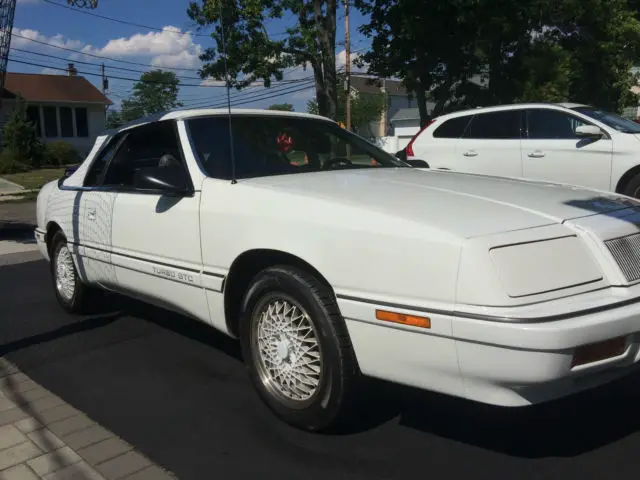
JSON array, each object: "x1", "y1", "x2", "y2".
[
  {"x1": 239, "y1": 265, "x2": 361, "y2": 432},
  {"x1": 50, "y1": 231, "x2": 102, "y2": 314},
  {"x1": 622, "y1": 173, "x2": 640, "y2": 199}
]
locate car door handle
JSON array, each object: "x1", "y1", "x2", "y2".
[
  {"x1": 87, "y1": 208, "x2": 96, "y2": 221},
  {"x1": 528, "y1": 150, "x2": 546, "y2": 158},
  {"x1": 462, "y1": 150, "x2": 478, "y2": 157}
]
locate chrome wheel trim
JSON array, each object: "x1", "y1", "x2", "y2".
[
  {"x1": 251, "y1": 296, "x2": 323, "y2": 408},
  {"x1": 55, "y1": 244, "x2": 76, "y2": 302}
]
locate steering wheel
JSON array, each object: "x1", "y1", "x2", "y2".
[{"x1": 323, "y1": 157, "x2": 353, "y2": 169}]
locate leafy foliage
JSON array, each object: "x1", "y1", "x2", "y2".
[
  {"x1": 43, "y1": 141, "x2": 81, "y2": 166},
  {"x1": 306, "y1": 73, "x2": 385, "y2": 136},
  {"x1": 268, "y1": 103, "x2": 295, "y2": 111},
  {"x1": 356, "y1": 0, "x2": 640, "y2": 122},
  {"x1": 105, "y1": 109, "x2": 124, "y2": 129},
  {"x1": 121, "y1": 70, "x2": 183, "y2": 123},
  {"x1": 187, "y1": 0, "x2": 340, "y2": 119},
  {"x1": 1, "y1": 96, "x2": 43, "y2": 170}
]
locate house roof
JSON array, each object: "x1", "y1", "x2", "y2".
[
  {"x1": 390, "y1": 108, "x2": 420, "y2": 123},
  {"x1": 3, "y1": 72, "x2": 112, "y2": 105},
  {"x1": 350, "y1": 75, "x2": 408, "y2": 96},
  {"x1": 390, "y1": 106, "x2": 436, "y2": 123}
]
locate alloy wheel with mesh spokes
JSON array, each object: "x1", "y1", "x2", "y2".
[
  {"x1": 251, "y1": 295, "x2": 324, "y2": 409},
  {"x1": 55, "y1": 243, "x2": 77, "y2": 302}
]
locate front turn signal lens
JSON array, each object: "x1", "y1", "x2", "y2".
[
  {"x1": 571, "y1": 336, "x2": 627, "y2": 367},
  {"x1": 375, "y1": 309, "x2": 431, "y2": 329}
]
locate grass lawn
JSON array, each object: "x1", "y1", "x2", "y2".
[{"x1": 2, "y1": 167, "x2": 67, "y2": 190}]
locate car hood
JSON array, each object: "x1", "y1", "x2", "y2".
[{"x1": 244, "y1": 168, "x2": 640, "y2": 238}]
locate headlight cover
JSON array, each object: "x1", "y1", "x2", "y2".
[{"x1": 489, "y1": 235, "x2": 603, "y2": 298}]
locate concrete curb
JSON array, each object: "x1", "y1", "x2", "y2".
[{"x1": 0, "y1": 190, "x2": 38, "y2": 198}]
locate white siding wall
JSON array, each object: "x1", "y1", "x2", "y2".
[{"x1": 0, "y1": 101, "x2": 106, "y2": 155}]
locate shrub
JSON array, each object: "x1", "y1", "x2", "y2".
[
  {"x1": 43, "y1": 141, "x2": 81, "y2": 166},
  {"x1": 2, "y1": 96, "x2": 43, "y2": 168},
  {"x1": 0, "y1": 148, "x2": 30, "y2": 174}
]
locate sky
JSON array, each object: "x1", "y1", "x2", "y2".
[{"x1": 11, "y1": 0, "x2": 372, "y2": 113}]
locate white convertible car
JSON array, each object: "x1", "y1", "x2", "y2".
[{"x1": 35, "y1": 108, "x2": 640, "y2": 431}]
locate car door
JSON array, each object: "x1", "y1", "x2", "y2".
[
  {"x1": 75, "y1": 133, "x2": 126, "y2": 290},
  {"x1": 453, "y1": 109, "x2": 524, "y2": 178},
  {"x1": 419, "y1": 114, "x2": 473, "y2": 171},
  {"x1": 520, "y1": 108, "x2": 613, "y2": 190},
  {"x1": 103, "y1": 120, "x2": 209, "y2": 322}
]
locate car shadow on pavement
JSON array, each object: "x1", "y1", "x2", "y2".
[
  {"x1": 97, "y1": 295, "x2": 640, "y2": 459},
  {"x1": 2, "y1": 284, "x2": 639, "y2": 462},
  {"x1": 0, "y1": 312, "x2": 123, "y2": 357},
  {"x1": 0, "y1": 221, "x2": 36, "y2": 244},
  {"x1": 394, "y1": 376, "x2": 640, "y2": 458}
]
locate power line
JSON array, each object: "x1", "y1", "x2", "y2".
[
  {"x1": 210, "y1": 84, "x2": 315, "y2": 109},
  {"x1": 7, "y1": 55, "x2": 316, "y2": 88},
  {"x1": 11, "y1": 46, "x2": 206, "y2": 81},
  {"x1": 10, "y1": 31, "x2": 202, "y2": 71},
  {"x1": 7, "y1": 56, "x2": 224, "y2": 86},
  {"x1": 42, "y1": 0, "x2": 291, "y2": 39},
  {"x1": 181, "y1": 79, "x2": 317, "y2": 108}
]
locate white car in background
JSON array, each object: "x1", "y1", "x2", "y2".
[
  {"x1": 34, "y1": 108, "x2": 640, "y2": 432},
  {"x1": 406, "y1": 103, "x2": 640, "y2": 197}
]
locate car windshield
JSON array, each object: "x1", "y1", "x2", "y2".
[
  {"x1": 186, "y1": 114, "x2": 408, "y2": 180},
  {"x1": 572, "y1": 106, "x2": 640, "y2": 134}
]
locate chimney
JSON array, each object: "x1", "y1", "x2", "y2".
[{"x1": 67, "y1": 63, "x2": 77, "y2": 76}]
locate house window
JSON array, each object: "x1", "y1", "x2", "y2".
[
  {"x1": 42, "y1": 106, "x2": 58, "y2": 138},
  {"x1": 75, "y1": 107, "x2": 89, "y2": 137},
  {"x1": 26, "y1": 106, "x2": 41, "y2": 137},
  {"x1": 59, "y1": 107, "x2": 74, "y2": 137}
]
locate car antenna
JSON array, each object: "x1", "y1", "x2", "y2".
[{"x1": 218, "y1": 0, "x2": 237, "y2": 184}]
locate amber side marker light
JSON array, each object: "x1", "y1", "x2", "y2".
[
  {"x1": 375, "y1": 309, "x2": 431, "y2": 329},
  {"x1": 571, "y1": 336, "x2": 627, "y2": 367}
]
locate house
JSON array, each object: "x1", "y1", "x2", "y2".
[
  {"x1": 388, "y1": 106, "x2": 434, "y2": 151},
  {"x1": 349, "y1": 75, "x2": 416, "y2": 138},
  {"x1": 0, "y1": 65, "x2": 112, "y2": 153}
]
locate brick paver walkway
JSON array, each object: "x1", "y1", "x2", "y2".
[{"x1": 0, "y1": 359, "x2": 176, "y2": 480}]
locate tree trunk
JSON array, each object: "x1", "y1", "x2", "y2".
[
  {"x1": 313, "y1": 0, "x2": 338, "y2": 120},
  {"x1": 415, "y1": 84, "x2": 430, "y2": 127}
]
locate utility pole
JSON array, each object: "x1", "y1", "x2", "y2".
[
  {"x1": 101, "y1": 63, "x2": 108, "y2": 122},
  {"x1": 344, "y1": 0, "x2": 351, "y2": 133}
]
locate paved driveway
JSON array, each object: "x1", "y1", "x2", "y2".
[{"x1": 2, "y1": 258, "x2": 640, "y2": 480}]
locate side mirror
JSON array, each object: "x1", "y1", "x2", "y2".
[
  {"x1": 133, "y1": 166, "x2": 189, "y2": 196},
  {"x1": 575, "y1": 125, "x2": 603, "y2": 138},
  {"x1": 406, "y1": 159, "x2": 429, "y2": 168},
  {"x1": 63, "y1": 166, "x2": 78, "y2": 178}
]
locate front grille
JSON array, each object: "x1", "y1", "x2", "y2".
[{"x1": 605, "y1": 233, "x2": 640, "y2": 282}]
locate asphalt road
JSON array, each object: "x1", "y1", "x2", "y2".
[{"x1": 2, "y1": 259, "x2": 640, "y2": 479}]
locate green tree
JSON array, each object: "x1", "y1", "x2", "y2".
[
  {"x1": 268, "y1": 103, "x2": 294, "y2": 111},
  {"x1": 1, "y1": 96, "x2": 43, "y2": 168},
  {"x1": 105, "y1": 109, "x2": 124, "y2": 129},
  {"x1": 358, "y1": 0, "x2": 640, "y2": 115},
  {"x1": 121, "y1": 70, "x2": 183, "y2": 122},
  {"x1": 548, "y1": 0, "x2": 640, "y2": 112},
  {"x1": 356, "y1": 0, "x2": 484, "y2": 125},
  {"x1": 187, "y1": 0, "x2": 340, "y2": 120},
  {"x1": 306, "y1": 73, "x2": 385, "y2": 135}
]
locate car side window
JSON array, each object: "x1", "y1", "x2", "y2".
[
  {"x1": 99, "y1": 121, "x2": 184, "y2": 188},
  {"x1": 463, "y1": 110, "x2": 522, "y2": 139},
  {"x1": 526, "y1": 109, "x2": 591, "y2": 139},
  {"x1": 84, "y1": 135, "x2": 124, "y2": 187},
  {"x1": 432, "y1": 116, "x2": 472, "y2": 138}
]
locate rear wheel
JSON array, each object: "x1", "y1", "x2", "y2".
[
  {"x1": 239, "y1": 265, "x2": 360, "y2": 432},
  {"x1": 622, "y1": 173, "x2": 640, "y2": 199},
  {"x1": 50, "y1": 231, "x2": 102, "y2": 314}
]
